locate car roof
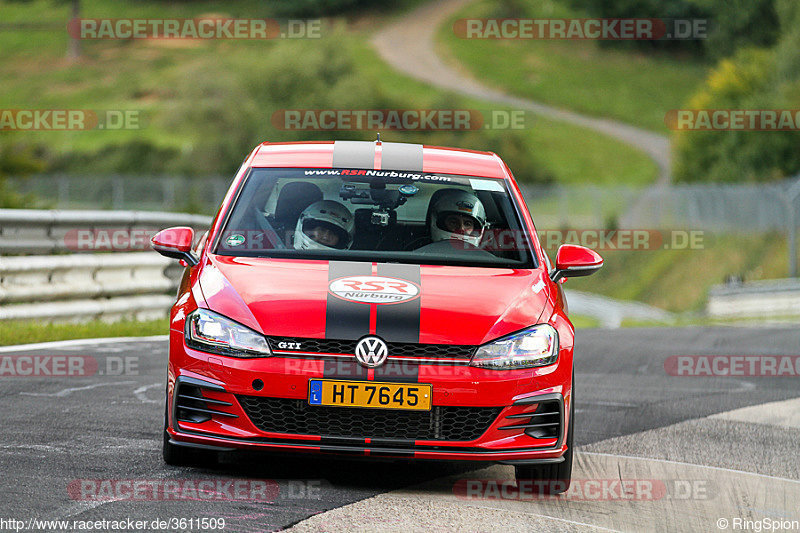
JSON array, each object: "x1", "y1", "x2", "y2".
[{"x1": 250, "y1": 140, "x2": 510, "y2": 180}]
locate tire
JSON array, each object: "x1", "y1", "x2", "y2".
[
  {"x1": 514, "y1": 386, "x2": 574, "y2": 495},
  {"x1": 163, "y1": 428, "x2": 195, "y2": 466}
]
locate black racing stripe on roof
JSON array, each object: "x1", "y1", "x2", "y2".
[
  {"x1": 380, "y1": 142, "x2": 423, "y2": 171},
  {"x1": 332, "y1": 140, "x2": 375, "y2": 169}
]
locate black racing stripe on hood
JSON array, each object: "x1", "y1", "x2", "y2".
[
  {"x1": 326, "y1": 261, "x2": 372, "y2": 341},
  {"x1": 375, "y1": 263, "x2": 421, "y2": 344}
]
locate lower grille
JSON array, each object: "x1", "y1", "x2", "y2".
[
  {"x1": 175, "y1": 383, "x2": 237, "y2": 424},
  {"x1": 237, "y1": 396, "x2": 500, "y2": 441},
  {"x1": 500, "y1": 397, "x2": 562, "y2": 439}
]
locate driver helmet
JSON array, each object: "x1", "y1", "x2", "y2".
[
  {"x1": 294, "y1": 200, "x2": 354, "y2": 250},
  {"x1": 430, "y1": 190, "x2": 486, "y2": 247}
]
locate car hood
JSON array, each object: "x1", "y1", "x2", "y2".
[{"x1": 198, "y1": 255, "x2": 551, "y2": 346}]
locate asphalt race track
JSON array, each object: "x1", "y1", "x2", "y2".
[{"x1": 2, "y1": 327, "x2": 799, "y2": 532}]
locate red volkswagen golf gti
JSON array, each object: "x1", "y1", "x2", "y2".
[{"x1": 152, "y1": 140, "x2": 602, "y2": 492}]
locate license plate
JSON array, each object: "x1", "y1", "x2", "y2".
[{"x1": 308, "y1": 379, "x2": 432, "y2": 411}]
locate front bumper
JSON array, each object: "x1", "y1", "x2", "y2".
[{"x1": 167, "y1": 333, "x2": 572, "y2": 465}]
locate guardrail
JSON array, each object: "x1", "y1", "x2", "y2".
[
  {"x1": 0, "y1": 209, "x2": 211, "y2": 322},
  {"x1": 0, "y1": 209, "x2": 211, "y2": 254},
  {"x1": 707, "y1": 278, "x2": 800, "y2": 318}
]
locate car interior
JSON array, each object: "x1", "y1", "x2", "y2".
[{"x1": 219, "y1": 171, "x2": 529, "y2": 263}]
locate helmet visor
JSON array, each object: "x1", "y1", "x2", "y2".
[
  {"x1": 302, "y1": 219, "x2": 351, "y2": 249},
  {"x1": 436, "y1": 211, "x2": 483, "y2": 238}
]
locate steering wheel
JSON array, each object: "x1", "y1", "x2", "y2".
[{"x1": 403, "y1": 236, "x2": 430, "y2": 251}]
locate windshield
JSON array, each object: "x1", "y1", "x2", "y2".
[{"x1": 214, "y1": 168, "x2": 535, "y2": 268}]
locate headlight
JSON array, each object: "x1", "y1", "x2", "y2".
[
  {"x1": 185, "y1": 308, "x2": 272, "y2": 357},
  {"x1": 470, "y1": 324, "x2": 558, "y2": 370}
]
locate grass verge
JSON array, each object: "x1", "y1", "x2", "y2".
[
  {"x1": 0, "y1": 318, "x2": 167, "y2": 346},
  {"x1": 558, "y1": 232, "x2": 788, "y2": 313}
]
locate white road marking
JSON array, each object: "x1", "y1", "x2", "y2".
[
  {"x1": 20, "y1": 381, "x2": 137, "y2": 398},
  {"x1": 48, "y1": 470, "x2": 174, "y2": 522},
  {"x1": 585, "y1": 380, "x2": 756, "y2": 393},
  {"x1": 134, "y1": 383, "x2": 162, "y2": 403},
  {"x1": 466, "y1": 504, "x2": 622, "y2": 532},
  {"x1": 47, "y1": 500, "x2": 117, "y2": 522},
  {"x1": 0, "y1": 335, "x2": 167, "y2": 354},
  {"x1": 583, "y1": 400, "x2": 638, "y2": 408},
  {"x1": 0, "y1": 444, "x2": 63, "y2": 452}
]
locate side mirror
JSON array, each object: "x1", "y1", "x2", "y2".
[
  {"x1": 151, "y1": 226, "x2": 199, "y2": 266},
  {"x1": 550, "y1": 244, "x2": 603, "y2": 283}
]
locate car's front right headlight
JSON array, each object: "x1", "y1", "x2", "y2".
[
  {"x1": 470, "y1": 324, "x2": 558, "y2": 370},
  {"x1": 185, "y1": 308, "x2": 272, "y2": 357}
]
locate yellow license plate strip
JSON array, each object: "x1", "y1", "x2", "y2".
[{"x1": 308, "y1": 379, "x2": 432, "y2": 411}]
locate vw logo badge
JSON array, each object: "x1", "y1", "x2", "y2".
[{"x1": 354, "y1": 336, "x2": 389, "y2": 368}]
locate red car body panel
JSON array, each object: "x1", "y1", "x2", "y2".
[
  {"x1": 164, "y1": 140, "x2": 580, "y2": 464},
  {"x1": 201, "y1": 256, "x2": 549, "y2": 344}
]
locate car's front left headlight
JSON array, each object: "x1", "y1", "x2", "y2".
[
  {"x1": 470, "y1": 324, "x2": 559, "y2": 370},
  {"x1": 185, "y1": 308, "x2": 272, "y2": 357}
]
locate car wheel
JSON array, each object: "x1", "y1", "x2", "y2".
[{"x1": 514, "y1": 386, "x2": 574, "y2": 495}]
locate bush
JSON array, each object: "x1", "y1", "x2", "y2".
[
  {"x1": 673, "y1": 47, "x2": 800, "y2": 182},
  {"x1": 0, "y1": 139, "x2": 44, "y2": 207},
  {"x1": 691, "y1": 0, "x2": 779, "y2": 59},
  {"x1": 50, "y1": 140, "x2": 180, "y2": 176}
]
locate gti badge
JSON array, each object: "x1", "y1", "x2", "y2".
[
  {"x1": 354, "y1": 336, "x2": 389, "y2": 368},
  {"x1": 277, "y1": 341, "x2": 301, "y2": 350}
]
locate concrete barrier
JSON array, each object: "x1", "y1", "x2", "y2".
[{"x1": 707, "y1": 278, "x2": 800, "y2": 318}]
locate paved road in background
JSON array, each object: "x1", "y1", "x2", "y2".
[
  {"x1": 2, "y1": 327, "x2": 798, "y2": 531},
  {"x1": 371, "y1": 0, "x2": 672, "y2": 184}
]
